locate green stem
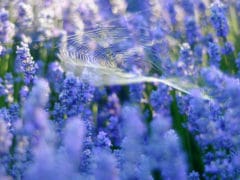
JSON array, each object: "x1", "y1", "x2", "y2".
[{"x1": 170, "y1": 90, "x2": 204, "y2": 176}]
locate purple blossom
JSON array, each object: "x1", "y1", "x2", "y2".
[
  {"x1": 0, "y1": 78, "x2": 7, "y2": 97},
  {"x1": 0, "y1": 73, "x2": 14, "y2": 103},
  {"x1": 197, "y1": 0, "x2": 206, "y2": 13},
  {"x1": 96, "y1": 131, "x2": 112, "y2": 148},
  {"x1": 179, "y1": 43, "x2": 192, "y2": 65},
  {"x1": 24, "y1": 142, "x2": 59, "y2": 180},
  {"x1": 17, "y1": 2, "x2": 34, "y2": 31},
  {"x1": 0, "y1": 119, "x2": 12, "y2": 154},
  {"x1": 165, "y1": 0, "x2": 177, "y2": 26},
  {"x1": 0, "y1": 8, "x2": 8, "y2": 22},
  {"x1": 188, "y1": 171, "x2": 200, "y2": 180},
  {"x1": 93, "y1": 148, "x2": 119, "y2": 180},
  {"x1": 47, "y1": 62, "x2": 64, "y2": 93},
  {"x1": 222, "y1": 41, "x2": 234, "y2": 55},
  {"x1": 15, "y1": 42, "x2": 38, "y2": 85},
  {"x1": 58, "y1": 73, "x2": 94, "y2": 118},
  {"x1": 63, "y1": 116, "x2": 85, "y2": 164},
  {"x1": 23, "y1": 78, "x2": 52, "y2": 146},
  {"x1": 150, "y1": 84, "x2": 172, "y2": 115},
  {"x1": 181, "y1": 0, "x2": 194, "y2": 15},
  {"x1": 120, "y1": 105, "x2": 146, "y2": 179},
  {"x1": 208, "y1": 42, "x2": 221, "y2": 66},
  {"x1": 178, "y1": 67, "x2": 240, "y2": 178},
  {"x1": 0, "y1": 8, "x2": 15, "y2": 43},
  {"x1": 210, "y1": 0, "x2": 229, "y2": 38},
  {"x1": 148, "y1": 115, "x2": 187, "y2": 179},
  {"x1": 185, "y1": 17, "x2": 199, "y2": 45},
  {"x1": 129, "y1": 83, "x2": 145, "y2": 102},
  {"x1": 20, "y1": 86, "x2": 29, "y2": 103}
]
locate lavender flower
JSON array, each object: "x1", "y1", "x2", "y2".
[
  {"x1": 196, "y1": 0, "x2": 206, "y2": 13},
  {"x1": 93, "y1": 148, "x2": 119, "y2": 180},
  {"x1": 0, "y1": 78, "x2": 6, "y2": 97},
  {"x1": 0, "y1": 8, "x2": 8, "y2": 22},
  {"x1": 177, "y1": 67, "x2": 240, "y2": 178},
  {"x1": 150, "y1": 84, "x2": 172, "y2": 116},
  {"x1": 188, "y1": 171, "x2": 200, "y2": 180},
  {"x1": 148, "y1": 115, "x2": 187, "y2": 179},
  {"x1": 96, "y1": 131, "x2": 112, "y2": 148},
  {"x1": 15, "y1": 42, "x2": 38, "y2": 85},
  {"x1": 179, "y1": 43, "x2": 193, "y2": 66},
  {"x1": 24, "y1": 142, "x2": 58, "y2": 180},
  {"x1": 63, "y1": 116, "x2": 85, "y2": 164},
  {"x1": 0, "y1": 8, "x2": 15, "y2": 43},
  {"x1": 185, "y1": 17, "x2": 199, "y2": 45},
  {"x1": 58, "y1": 73, "x2": 94, "y2": 118},
  {"x1": 47, "y1": 62, "x2": 64, "y2": 93},
  {"x1": 97, "y1": 93, "x2": 121, "y2": 146},
  {"x1": 120, "y1": 105, "x2": 146, "y2": 179},
  {"x1": 23, "y1": 78, "x2": 52, "y2": 146},
  {"x1": 0, "y1": 73, "x2": 14, "y2": 103},
  {"x1": 222, "y1": 41, "x2": 234, "y2": 55},
  {"x1": 20, "y1": 85, "x2": 29, "y2": 103},
  {"x1": 165, "y1": 0, "x2": 177, "y2": 26},
  {"x1": 0, "y1": 119, "x2": 12, "y2": 154},
  {"x1": 210, "y1": 0, "x2": 229, "y2": 38},
  {"x1": 208, "y1": 42, "x2": 221, "y2": 66},
  {"x1": 129, "y1": 83, "x2": 145, "y2": 102},
  {"x1": 0, "y1": 103, "x2": 19, "y2": 134},
  {"x1": 4, "y1": 73, "x2": 14, "y2": 103},
  {"x1": 17, "y1": 2, "x2": 34, "y2": 31},
  {"x1": 181, "y1": 0, "x2": 194, "y2": 15},
  {"x1": 174, "y1": 43, "x2": 197, "y2": 76}
]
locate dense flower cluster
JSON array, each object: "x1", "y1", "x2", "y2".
[{"x1": 0, "y1": 0, "x2": 240, "y2": 179}]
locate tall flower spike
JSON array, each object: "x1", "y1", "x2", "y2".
[
  {"x1": 17, "y1": 2, "x2": 34, "y2": 31},
  {"x1": 63, "y1": 116, "x2": 85, "y2": 164},
  {"x1": 150, "y1": 84, "x2": 172, "y2": 116},
  {"x1": 0, "y1": 8, "x2": 15, "y2": 43},
  {"x1": 59, "y1": 73, "x2": 94, "y2": 118},
  {"x1": 210, "y1": 0, "x2": 229, "y2": 38},
  {"x1": 120, "y1": 105, "x2": 147, "y2": 179},
  {"x1": 0, "y1": 119, "x2": 12, "y2": 155},
  {"x1": 148, "y1": 115, "x2": 187, "y2": 179},
  {"x1": 181, "y1": 0, "x2": 194, "y2": 15},
  {"x1": 208, "y1": 42, "x2": 221, "y2": 67},
  {"x1": 222, "y1": 41, "x2": 234, "y2": 55},
  {"x1": 165, "y1": 0, "x2": 177, "y2": 26},
  {"x1": 93, "y1": 148, "x2": 119, "y2": 180},
  {"x1": 185, "y1": 17, "x2": 199, "y2": 45},
  {"x1": 23, "y1": 78, "x2": 51, "y2": 145},
  {"x1": 179, "y1": 43, "x2": 193, "y2": 66},
  {"x1": 47, "y1": 62, "x2": 64, "y2": 93},
  {"x1": 15, "y1": 42, "x2": 37, "y2": 85}
]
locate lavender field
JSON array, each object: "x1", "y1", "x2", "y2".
[{"x1": 0, "y1": 0, "x2": 240, "y2": 179}]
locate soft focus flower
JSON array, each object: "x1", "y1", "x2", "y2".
[
  {"x1": 17, "y1": 2, "x2": 34, "y2": 31},
  {"x1": 0, "y1": 119, "x2": 12, "y2": 154},
  {"x1": 210, "y1": 0, "x2": 229, "y2": 38},
  {"x1": 0, "y1": 8, "x2": 15, "y2": 43},
  {"x1": 208, "y1": 42, "x2": 221, "y2": 66}
]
